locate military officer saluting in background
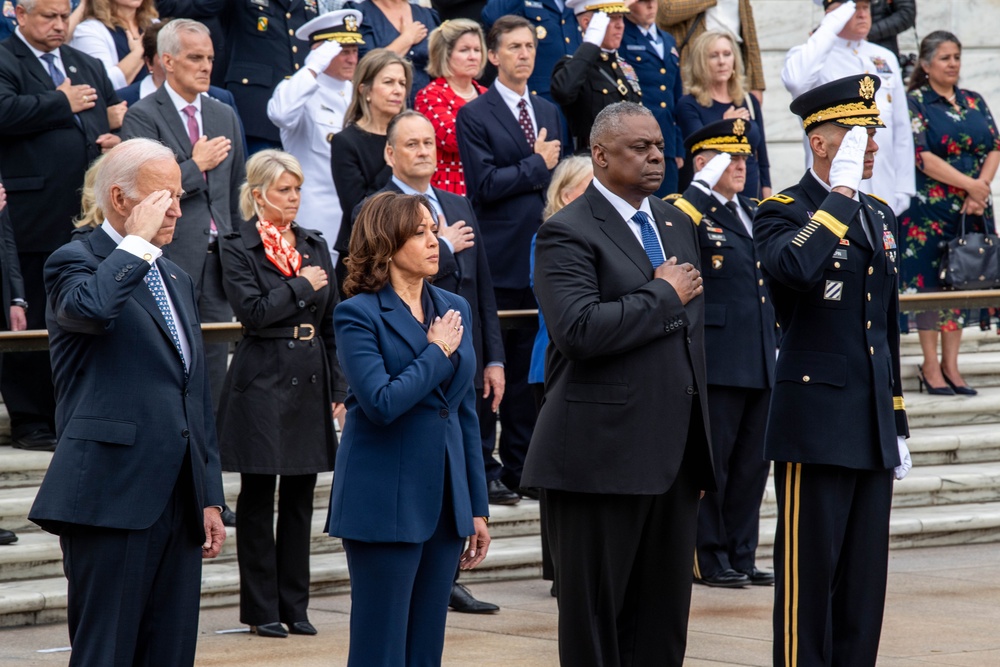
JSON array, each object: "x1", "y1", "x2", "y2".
[
  {"x1": 754, "y1": 74, "x2": 912, "y2": 667},
  {"x1": 677, "y1": 119, "x2": 775, "y2": 590},
  {"x1": 268, "y1": 9, "x2": 362, "y2": 257}
]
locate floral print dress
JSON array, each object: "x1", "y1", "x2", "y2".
[{"x1": 900, "y1": 85, "x2": 1000, "y2": 329}]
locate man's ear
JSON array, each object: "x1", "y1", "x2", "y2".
[
  {"x1": 109, "y1": 185, "x2": 129, "y2": 216},
  {"x1": 592, "y1": 143, "x2": 608, "y2": 169}
]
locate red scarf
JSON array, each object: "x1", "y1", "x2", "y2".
[{"x1": 256, "y1": 219, "x2": 302, "y2": 277}]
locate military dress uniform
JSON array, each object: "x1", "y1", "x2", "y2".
[
  {"x1": 224, "y1": 0, "x2": 319, "y2": 151},
  {"x1": 550, "y1": 0, "x2": 640, "y2": 151},
  {"x1": 754, "y1": 75, "x2": 909, "y2": 667},
  {"x1": 267, "y1": 9, "x2": 362, "y2": 255},
  {"x1": 673, "y1": 120, "x2": 776, "y2": 588}
]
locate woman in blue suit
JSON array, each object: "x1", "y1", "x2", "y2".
[{"x1": 328, "y1": 191, "x2": 491, "y2": 666}]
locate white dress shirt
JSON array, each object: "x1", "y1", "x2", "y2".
[
  {"x1": 163, "y1": 80, "x2": 204, "y2": 138},
  {"x1": 782, "y1": 31, "x2": 916, "y2": 215},
  {"x1": 592, "y1": 177, "x2": 666, "y2": 258},
  {"x1": 15, "y1": 27, "x2": 66, "y2": 78},
  {"x1": 493, "y1": 79, "x2": 538, "y2": 136},
  {"x1": 638, "y1": 25, "x2": 665, "y2": 60},
  {"x1": 705, "y1": 0, "x2": 742, "y2": 44}
]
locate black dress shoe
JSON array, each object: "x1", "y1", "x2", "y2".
[
  {"x1": 517, "y1": 486, "x2": 540, "y2": 501},
  {"x1": 695, "y1": 569, "x2": 751, "y2": 588},
  {"x1": 221, "y1": 508, "x2": 237, "y2": 527},
  {"x1": 0, "y1": 529, "x2": 17, "y2": 545},
  {"x1": 739, "y1": 567, "x2": 775, "y2": 586},
  {"x1": 251, "y1": 622, "x2": 288, "y2": 638},
  {"x1": 11, "y1": 429, "x2": 57, "y2": 452},
  {"x1": 287, "y1": 621, "x2": 317, "y2": 635},
  {"x1": 449, "y1": 583, "x2": 499, "y2": 613},
  {"x1": 487, "y1": 479, "x2": 520, "y2": 505}
]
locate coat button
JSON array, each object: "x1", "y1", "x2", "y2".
[
  {"x1": 310, "y1": 305, "x2": 317, "y2": 312},
  {"x1": 867, "y1": 321, "x2": 872, "y2": 329},
  {"x1": 288, "y1": 28, "x2": 294, "y2": 35},
  {"x1": 439, "y1": 408, "x2": 449, "y2": 418},
  {"x1": 686, "y1": 336, "x2": 692, "y2": 344},
  {"x1": 834, "y1": 261, "x2": 841, "y2": 268},
  {"x1": 602, "y1": 88, "x2": 608, "y2": 94},
  {"x1": 660, "y1": 102, "x2": 667, "y2": 108},
  {"x1": 241, "y1": 78, "x2": 248, "y2": 84},
  {"x1": 181, "y1": 429, "x2": 190, "y2": 438},
  {"x1": 311, "y1": 374, "x2": 317, "y2": 383},
  {"x1": 867, "y1": 292, "x2": 872, "y2": 301},
  {"x1": 291, "y1": 377, "x2": 299, "y2": 385},
  {"x1": 802, "y1": 375, "x2": 810, "y2": 382},
  {"x1": 285, "y1": 11, "x2": 291, "y2": 17},
  {"x1": 756, "y1": 261, "x2": 761, "y2": 269},
  {"x1": 287, "y1": 341, "x2": 295, "y2": 349},
  {"x1": 685, "y1": 386, "x2": 695, "y2": 395},
  {"x1": 292, "y1": 45, "x2": 298, "y2": 53},
  {"x1": 758, "y1": 279, "x2": 764, "y2": 286},
  {"x1": 298, "y1": 300, "x2": 306, "y2": 308},
  {"x1": 868, "y1": 266, "x2": 874, "y2": 275},
  {"x1": 761, "y1": 296, "x2": 766, "y2": 303},
  {"x1": 565, "y1": 37, "x2": 570, "y2": 43},
  {"x1": 870, "y1": 346, "x2": 875, "y2": 355},
  {"x1": 636, "y1": 56, "x2": 642, "y2": 61},
  {"x1": 660, "y1": 84, "x2": 666, "y2": 91}
]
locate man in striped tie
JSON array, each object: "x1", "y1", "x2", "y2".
[{"x1": 30, "y1": 137, "x2": 226, "y2": 667}]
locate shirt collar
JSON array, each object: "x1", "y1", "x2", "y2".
[
  {"x1": 15, "y1": 27, "x2": 58, "y2": 61},
  {"x1": 392, "y1": 175, "x2": 434, "y2": 199},
  {"x1": 921, "y1": 84, "x2": 965, "y2": 108},
  {"x1": 163, "y1": 80, "x2": 202, "y2": 114},
  {"x1": 592, "y1": 177, "x2": 654, "y2": 223},
  {"x1": 101, "y1": 219, "x2": 124, "y2": 244},
  {"x1": 494, "y1": 79, "x2": 530, "y2": 109},
  {"x1": 834, "y1": 36, "x2": 866, "y2": 51}
]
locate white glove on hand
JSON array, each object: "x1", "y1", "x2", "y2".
[
  {"x1": 894, "y1": 436, "x2": 912, "y2": 480},
  {"x1": 583, "y1": 11, "x2": 611, "y2": 46},
  {"x1": 693, "y1": 153, "x2": 732, "y2": 190},
  {"x1": 820, "y1": 1, "x2": 856, "y2": 35},
  {"x1": 829, "y1": 126, "x2": 868, "y2": 193},
  {"x1": 305, "y1": 40, "x2": 343, "y2": 75}
]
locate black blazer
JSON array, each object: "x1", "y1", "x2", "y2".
[
  {"x1": 754, "y1": 173, "x2": 909, "y2": 470},
  {"x1": 0, "y1": 37, "x2": 119, "y2": 253},
  {"x1": 681, "y1": 185, "x2": 776, "y2": 389},
  {"x1": 0, "y1": 198, "x2": 24, "y2": 327},
  {"x1": 522, "y1": 183, "x2": 715, "y2": 494},
  {"x1": 456, "y1": 84, "x2": 562, "y2": 290}
]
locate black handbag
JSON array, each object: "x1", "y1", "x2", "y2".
[{"x1": 938, "y1": 214, "x2": 1000, "y2": 289}]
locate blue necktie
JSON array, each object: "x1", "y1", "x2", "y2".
[
  {"x1": 144, "y1": 264, "x2": 188, "y2": 377},
  {"x1": 633, "y1": 211, "x2": 665, "y2": 267},
  {"x1": 40, "y1": 53, "x2": 64, "y2": 86}
]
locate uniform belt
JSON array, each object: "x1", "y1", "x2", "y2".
[{"x1": 242, "y1": 324, "x2": 315, "y2": 341}]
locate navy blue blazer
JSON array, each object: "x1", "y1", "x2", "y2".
[
  {"x1": 620, "y1": 21, "x2": 682, "y2": 159},
  {"x1": 327, "y1": 282, "x2": 489, "y2": 543},
  {"x1": 456, "y1": 84, "x2": 561, "y2": 290},
  {"x1": 29, "y1": 228, "x2": 225, "y2": 536}
]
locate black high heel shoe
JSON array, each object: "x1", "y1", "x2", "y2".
[
  {"x1": 917, "y1": 365, "x2": 955, "y2": 395},
  {"x1": 942, "y1": 373, "x2": 978, "y2": 396}
]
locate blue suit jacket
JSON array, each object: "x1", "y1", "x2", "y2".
[
  {"x1": 326, "y1": 283, "x2": 489, "y2": 543},
  {"x1": 456, "y1": 84, "x2": 562, "y2": 290},
  {"x1": 29, "y1": 228, "x2": 225, "y2": 536},
  {"x1": 620, "y1": 21, "x2": 683, "y2": 158}
]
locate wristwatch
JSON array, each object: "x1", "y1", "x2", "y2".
[{"x1": 11, "y1": 298, "x2": 27, "y2": 312}]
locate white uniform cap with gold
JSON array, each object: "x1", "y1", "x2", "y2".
[
  {"x1": 564, "y1": 0, "x2": 629, "y2": 15},
  {"x1": 295, "y1": 9, "x2": 365, "y2": 44}
]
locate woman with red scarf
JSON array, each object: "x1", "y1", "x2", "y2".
[{"x1": 217, "y1": 150, "x2": 347, "y2": 638}]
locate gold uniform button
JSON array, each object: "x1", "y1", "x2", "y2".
[
  {"x1": 292, "y1": 45, "x2": 298, "y2": 53},
  {"x1": 867, "y1": 292, "x2": 872, "y2": 301},
  {"x1": 761, "y1": 296, "x2": 766, "y2": 303},
  {"x1": 602, "y1": 88, "x2": 608, "y2": 94},
  {"x1": 802, "y1": 375, "x2": 810, "y2": 383},
  {"x1": 758, "y1": 279, "x2": 764, "y2": 286},
  {"x1": 868, "y1": 266, "x2": 874, "y2": 275},
  {"x1": 288, "y1": 29, "x2": 294, "y2": 35},
  {"x1": 285, "y1": 11, "x2": 291, "y2": 18},
  {"x1": 894, "y1": 267, "x2": 898, "y2": 274},
  {"x1": 565, "y1": 37, "x2": 570, "y2": 43},
  {"x1": 241, "y1": 77, "x2": 249, "y2": 84},
  {"x1": 867, "y1": 321, "x2": 872, "y2": 329},
  {"x1": 561, "y1": 19, "x2": 565, "y2": 24},
  {"x1": 660, "y1": 102, "x2": 666, "y2": 108},
  {"x1": 660, "y1": 68, "x2": 666, "y2": 74},
  {"x1": 756, "y1": 261, "x2": 761, "y2": 268},
  {"x1": 834, "y1": 261, "x2": 841, "y2": 268},
  {"x1": 870, "y1": 346, "x2": 875, "y2": 355},
  {"x1": 716, "y1": 241, "x2": 722, "y2": 247},
  {"x1": 659, "y1": 84, "x2": 666, "y2": 91},
  {"x1": 536, "y1": 15, "x2": 541, "y2": 19},
  {"x1": 294, "y1": 63, "x2": 300, "y2": 70},
  {"x1": 636, "y1": 56, "x2": 642, "y2": 61}
]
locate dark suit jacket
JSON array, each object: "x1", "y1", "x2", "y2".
[
  {"x1": 120, "y1": 84, "x2": 246, "y2": 287},
  {"x1": 456, "y1": 84, "x2": 561, "y2": 290},
  {"x1": 522, "y1": 183, "x2": 714, "y2": 493},
  {"x1": 115, "y1": 81, "x2": 248, "y2": 156},
  {"x1": 326, "y1": 283, "x2": 489, "y2": 543},
  {"x1": 681, "y1": 185, "x2": 775, "y2": 389},
  {"x1": 754, "y1": 173, "x2": 909, "y2": 470},
  {"x1": 0, "y1": 200, "x2": 25, "y2": 328},
  {"x1": 29, "y1": 227, "x2": 224, "y2": 535},
  {"x1": 369, "y1": 180, "x2": 505, "y2": 389},
  {"x1": 0, "y1": 37, "x2": 119, "y2": 253}
]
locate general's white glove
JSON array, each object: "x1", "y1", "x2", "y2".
[
  {"x1": 583, "y1": 11, "x2": 611, "y2": 46},
  {"x1": 829, "y1": 126, "x2": 867, "y2": 193},
  {"x1": 819, "y1": 1, "x2": 856, "y2": 35},
  {"x1": 894, "y1": 436, "x2": 912, "y2": 480},
  {"x1": 305, "y1": 40, "x2": 343, "y2": 75},
  {"x1": 693, "y1": 153, "x2": 732, "y2": 190},
  {"x1": 892, "y1": 192, "x2": 911, "y2": 216}
]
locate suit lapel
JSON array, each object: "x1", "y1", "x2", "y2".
[
  {"x1": 158, "y1": 259, "x2": 199, "y2": 376},
  {"x1": 435, "y1": 188, "x2": 472, "y2": 277},
  {"x1": 378, "y1": 284, "x2": 432, "y2": 359},
  {"x1": 486, "y1": 87, "x2": 532, "y2": 157},
  {"x1": 590, "y1": 186, "x2": 653, "y2": 279},
  {"x1": 154, "y1": 86, "x2": 195, "y2": 157},
  {"x1": 11, "y1": 39, "x2": 55, "y2": 91}
]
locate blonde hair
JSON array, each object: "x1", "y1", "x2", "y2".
[
  {"x1": 684, "y1": 30, "x2": 747, "y2": 108},
  {"x1": 83, "y1": 0, "x2": 158, "y2": 33},
  {"x1": 426, "y1": 19, "x2": 486, "y2": 80},
  {"x1": 345, "y1": 49, "x2": 413, "y2": 128},
  {"x1": 73, "y1": 155, "x2": 106, "y2": 229},
  {"x1": 239, "y1": 150, "x2": 305, "y2": 221},
  {"x1": 543, "y1": 156, "x2": 593, "y2": 221}
]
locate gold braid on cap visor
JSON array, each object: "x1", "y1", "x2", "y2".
[
  {"x1": 689, "y1": 136, "x2": 753, "y2": 154},
  {"x1": 802, "y1": 101, "x2": 885, "y2": 130}
]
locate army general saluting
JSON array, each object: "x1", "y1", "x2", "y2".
[{"x1": 753, "y1": 74, "x2": 911, "y2": 667}]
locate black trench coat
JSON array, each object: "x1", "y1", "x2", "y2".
[{"x1": 217, "y1": 218, "x2": 347, "y2": 475}]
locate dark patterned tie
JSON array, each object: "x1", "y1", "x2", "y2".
[
  {"x1": 145, "y1": 264, "x2": 188, "y2": 378},
  {"x1": 517, "y1": 99, "x2": 536, "y2": 147},
  {"x1": 633, "y1": 211, "x2": 665, "y2": 266},
  {"x1": 40, "y1": 53, "x2": 64, "y2": 86}
]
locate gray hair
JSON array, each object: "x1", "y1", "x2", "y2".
[
  {"x1": 17, "y1": 0, "x2": 41, "y2": 12},
  {"x1": 590, "y1": 102, "x2": 653, "y2": 147},
  {"x1": 386, "y1": 110, "x2": 432, "y2": 148},
  {"x1": 94, "y1": 138, "x2": 176, "y2": 214},
  {"x1": 157, "y1": 18, "x2": 210, "y2": 57}
]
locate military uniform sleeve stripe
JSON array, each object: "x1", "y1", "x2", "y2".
[
  {"x1": 671, "y1": 197, "x2": 702, "y2": 226},
  {"x1": 811, "y1": 210, "x2": 849, "y2": 239},
  {"x1": 894, "y1": 396, "x2": 905, "y2": 411}
]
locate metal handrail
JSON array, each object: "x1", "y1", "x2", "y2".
[{"x1": 3, "y1": 292, "x2": 1000, "y2": 352}]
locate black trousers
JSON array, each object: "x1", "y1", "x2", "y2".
[
  {"x1": 1, "y1": 252, "x2": 56, "y2": 436},
  {"x1": 545, "y1": 444, "x2": 702, "y2": 667},
  {"x1": 773, "y1": 462, "x2": 893, "y2": 667},
  {"x1": 236, "y1": 473, "x2": 317, "y2": 625},
  {"x1": 61, "y1": 453, "x2": 203, "y2": 667},
  {"x1": 479, "y1": 287, "x2": 538, "y2": 489},
  {"x1": 198, "y1": 248, "x2": 232, "y2": 412},
  {"x1": 531, "y1": 382, "x2": 554, "y2": 582},
  {"x1": 695, "y1": 385, "x2": 771, "y2": 577}
]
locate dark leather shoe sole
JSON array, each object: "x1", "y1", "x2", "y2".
[
  {"x1": 741, "y1": 569, "x2": 776, "y2": 586},
  {"x1": 251, "y1": 622, "x2": 288, "y2": 638},
  {"x1": 695, "y1": 572, "x2": 751, "y2": 588},
  {"x1": 11, "y1": 434, "x2": 56, "y2": 452}
]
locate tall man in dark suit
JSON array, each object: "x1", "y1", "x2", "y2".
[
  {"x1": 523, "y1": 101, "x2": 714, "y2": 666},
  {"x1": 457, "y1": 15, "x2": 561, "y2": 503},
  {"x1": 121, "y1": 18, "x2": 246, "y2": 406},
  {"x1": 754, "y1": 74, "x2": 911, "y2": 667},
  {"x1": 29, "y1": 137, "x2": 226, "y2": 667},
  {"x1": 678, "y1": 119, "x2": 775, "y2": 589},
  {"x1": 0, "y1": 0, "x2": 120, "y2": 450},
  {"x1": 368, "y1": 109, "x2": 505, "y2": 614}
]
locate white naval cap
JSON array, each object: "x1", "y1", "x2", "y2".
[
  {"x1": 295, "y1": 9, "x2": 365, "y2": 44},
  {"x1": 564, "y1": 0, "x2": 629, "y2": 16}
]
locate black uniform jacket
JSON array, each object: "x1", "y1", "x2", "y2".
[{"x1": 753, "y1": 172, "x2": 909, "y2": 470}]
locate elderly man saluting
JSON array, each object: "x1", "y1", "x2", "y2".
[{"x1": 29, "y1": 138, "x2": 226, "y2": 667}]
